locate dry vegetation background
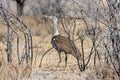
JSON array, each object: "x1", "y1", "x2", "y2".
[{"x1": 0, "y1": 0, "x2": 120, "y2": 80}]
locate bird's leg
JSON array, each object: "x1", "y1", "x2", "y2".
[
  {"x1": 65, "y1": 53, "x2": 67, "y2": 68},
  {"x1": 57, "y1": 52, "x2": 61, "y2": 66}
]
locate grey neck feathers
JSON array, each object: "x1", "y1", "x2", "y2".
[{"x1": 52, "y1": 17, "x2": 59, "y2": 36}]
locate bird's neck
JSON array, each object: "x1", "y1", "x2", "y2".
[{"x1": 52, "y1": 20, "x2": 59, "y2": 36}]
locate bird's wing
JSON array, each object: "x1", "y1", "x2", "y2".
[{"x1": 53, "y1": 35, "x2": 74, "y2": 51}]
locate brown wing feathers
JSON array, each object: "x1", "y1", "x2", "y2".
[{"x1": 51, "y1": 35, "x2": 79, "y2": 57}]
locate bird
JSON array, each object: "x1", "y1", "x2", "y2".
[{"x1": 39, "y1": 16, "x2": 82, "y2": 71}]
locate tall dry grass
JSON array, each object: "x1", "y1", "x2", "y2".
[
  {"x1": 0, "y1": 62, "x2": 32, "y2": 80},
  {"x1": 0, "y1": 16, "x2": 119, "y2": 80}
]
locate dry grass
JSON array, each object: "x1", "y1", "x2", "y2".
[
  {"x1": 0, "y1": 63, "x2": 19, "y2": 80},
  {"x1": 0, "y1": 16, "x2": 119, "y2": 80},
  {"x1": 20, "y1": 64, "x2": 32, "y2": 79},
  {"x1": 0, "y1": 62, "x2": 33, "y2": 80}
]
